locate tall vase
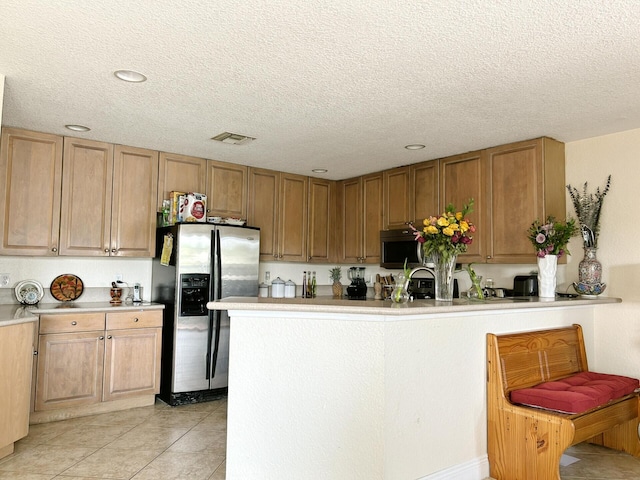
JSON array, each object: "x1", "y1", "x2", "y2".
[
  {"x1": 537, "y1": 254, "x2": 557, "y2": 298},
  {"x1": 578, "y1": 247, "x2": 602, "y2": 285},
  {"x1": 574, "y1": 247, "x2": 606, "y2": 296},
  {"x1": 432, "y1": 252, "x2": 457, "y2": 302}
]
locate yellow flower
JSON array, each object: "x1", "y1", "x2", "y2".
[
  {"x1": 442, "y1": 226, "x2": 455, "y2": 236},
  {"x1": 425, "y1": 225, "x2": 439, "y2": 234},
  {"x1": 437, "y1": 216, "x2": 449, "y2": 227},
  {"x1": 455, "y1": 212, "x2": 463, "y2": 221},
  {"x1": 459, "y1": 220, "x2": 469, "y2": 232}
]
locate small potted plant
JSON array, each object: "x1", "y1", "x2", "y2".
[{"x1": 329, "y1": 266, "x2": 343, "y2": 299}]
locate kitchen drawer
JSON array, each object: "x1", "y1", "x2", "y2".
[
  {"x1": 106, "y1": 310, "x2": 162, "y2": 330},
  {"x1": 39, "y1": 313, "x2": 106, "y2": 334}
]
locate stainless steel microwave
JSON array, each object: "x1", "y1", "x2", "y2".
[{"x1": 380, "y1": 229, "x2": 421, "y2": 269}]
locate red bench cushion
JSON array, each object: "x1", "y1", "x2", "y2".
[{"x1": 510, "y1": 371, "x2": 639, "y2": 414}]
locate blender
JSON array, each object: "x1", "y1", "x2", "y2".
[{"x1": 346, "y1": 267, "x2": 367, "y2": 300}]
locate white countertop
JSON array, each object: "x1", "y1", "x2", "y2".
[
  {"x1": 0, "y1": 305, "x2": 38, "y2": 327},
  {"x1": 34, "y1": 302, "x2": 164, "y2": 314},
  {"x1": 0, "y1": 302, "x2": 164, "y2": 326},
  {"x1": 208, "y1": 295, "x2": 620, "y2": 316}
]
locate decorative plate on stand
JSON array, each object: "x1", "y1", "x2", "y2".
[
  {"x1": 50, "y1": 274, "x2": 84, "y2": 301},
  {"x1": 15, "y1": 280, "x2": 44, "y2": 305}
]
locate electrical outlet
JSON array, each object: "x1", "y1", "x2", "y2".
[
  {"x1": 115, "y1": 273, "x2": 123, "y2": 282},
  {"x1": 0, "y1": 273, "x2": 10, "y2": 287}
]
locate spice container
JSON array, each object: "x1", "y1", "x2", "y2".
[
  {"x1": 271, "y1": 277, "x2": 285, "y2": 298},
  {"x1": 258, "y1": 283, "x2": 269, "y2": 297},
  {"x1": 284, "y1": 280, "x2": 296, "y2": 298}
]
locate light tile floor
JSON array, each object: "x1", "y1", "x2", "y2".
[
  {"x1": 0, "y1": 398, "x2": 226, "y2": 480},
  {"x1": 3, "y1": 398, "x2": 640, "y2": 479},
  {"x1": 560, "y1": 442, "x2": 640, "y2": 479}
]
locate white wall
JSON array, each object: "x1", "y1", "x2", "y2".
[
  {"x1": 565, "y1": 128, "x2": 640, "y2": 378},
  {"x1": 0, "y1": 256, "x2": 152, "y2": 301},
  {"x1": 0, "y1": 74, "x2": 4, "y2": 124},
  {"x1": 226, "y1": 306, "x2": 597, "y2": 479}
]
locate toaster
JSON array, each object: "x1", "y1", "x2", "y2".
[{"x1": 513, "y1": 275, "x2": 538, "y2": 296}]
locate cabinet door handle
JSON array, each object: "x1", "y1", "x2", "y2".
[
  {"x1": 486, "y1": 255, "x2": 492, "y2": 259},
  {"x1": 308, "y1": 256, "x2": 312, "y2": 261},
  {"x1": 33, "y1": 350, "x2": 38, "y2": 356},
  {"x1": 133, "y1": 318, "x2": 139, "y2": 322},
  {"x1": 107, "y1": 335, "x2": 112, "y2": 339},
  {"x1": 71, "y1": 321, "x2": 77, "y2": 326},
  {"x1": 51, "y1": 247, "x2": 58, "y2": 253},
  {"x1": 104, "y1": 248, "x2": 110, "y2": 253},
  {"x1": 99, "y1": 336, "x2": 104, "y2": 340},
  {"x1": 111, "y1": 248, "x2": 117, "y2": 253}
]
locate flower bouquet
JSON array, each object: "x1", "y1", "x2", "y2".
[
  {"x1": 410, "y1": 199, "x2": 475, "y2": 301},
  {"x1": 527, "y1": 216, "x2": 577, "y2": 258},
  {"x1": 527, "y1": 216, "x2": 578, "y2": 298}
]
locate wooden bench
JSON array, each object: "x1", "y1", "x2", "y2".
[{"x1": 487, "y1": 324, "x2": 640, "y2": 480}]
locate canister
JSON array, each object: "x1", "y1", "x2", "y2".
[
  {"x1": 258, "y1": 283, "x2": 269, "y2": 298},
  {"x1": 284, "y1": 279, "x2": 296, "y2": 298},
  {"x1": 271, "y1": 277, "x2": 285, "y2": 298}
]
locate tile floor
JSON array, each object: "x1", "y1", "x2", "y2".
[
  {"x1": 2, "y1": 398, "x2": 640, "y2": 479},
  {"x1": 560, "y1": 442, "x2": 640, "y2": 479},
  {"x1": 0, "y1": 398, "x2": 226, "y2": 480}
]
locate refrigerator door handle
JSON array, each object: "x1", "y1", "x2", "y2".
[{"x1": 210, "y1": 310, "x2": 221, "y2": 379}]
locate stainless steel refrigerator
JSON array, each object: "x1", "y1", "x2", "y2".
[{"x1": 151, "y1": 223, "x2": 260, "y2": 405}]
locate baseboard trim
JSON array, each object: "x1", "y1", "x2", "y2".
[
  {"x1": 417, "y1": 455, "x2": 490, "y2": 480},
  {"x1": 29, "y1": 394, "x2": 156, "y2": 424}
]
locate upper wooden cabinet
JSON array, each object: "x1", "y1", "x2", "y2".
[
  {"x1": 337, "y1": 173, "x2": 383, "y2": 264},
  {"x1": 158, "y1": 153, "x2": 248, "y2": 219},
  {"x1": 484, "y1": 137, "x2": 565, "y2": 263},
  {"x1": 410, "y1": 159, "x2": 439, "y2": 226},
  {"x1": 59, "y1": 139, "x2": 158, "y2": 257},
  {"x1": 307, "y1": 177, "x2": 335, "y2": 263},
  {"x1": 110, "y1": 145, "x2": 159, "y2": 257},
  {"x1": 440, "y1": 150, "x2": 485, "y2": 263},
  {"x1": 383, "y1": 161, "x2": 440, "y2": 230},
  {"x1": 0, "y1": 128, "x2": 63, "y2": 256},
  {"x1": 205, "y1": 160, "x2": 247, "y2": 218},
  {"x1": 383, "y1": 166, "x2": 411, "y2": 230},
  {"x1": 248, "y1": 168, "x2": 308, "y2": 262},
  {"x1": 157, "y1": 152, "x2": 206, "y2": 209},
  {"x1": 59, "y1": 138, "x2": 114, "y2": 256}
]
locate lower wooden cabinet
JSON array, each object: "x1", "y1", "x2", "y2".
[
  {"x1": 0, "y1": 321, "x2": 35, "y2": 459},
  {"x1": 34, "y1": 310, "x2": 162, "y2": 413}
]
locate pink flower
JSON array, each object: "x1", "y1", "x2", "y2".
[
  {"x1": 460, "y1": 236, "x2": 472, "y2": 245},
  {"x1": 535, "y1": 233, "x2": 546, "y2": 244},
  {"x1": 536, "y1": 250, "x2": 546, "y2": 258},
  {"x1": 469, "y1": 225, "x2": 476, "y2": 233}
]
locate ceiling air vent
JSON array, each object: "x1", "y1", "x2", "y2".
[{"x1": 211, "y1": 132, "x2": 256, "y2": 145}]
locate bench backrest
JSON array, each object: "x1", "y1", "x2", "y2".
[{"x1": 489, "y1": 324, "x2": 588, "y2": 396}]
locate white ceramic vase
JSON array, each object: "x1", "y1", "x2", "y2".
[{"x1": 537, "y1": 254, "x2": 557, "y2": 298}]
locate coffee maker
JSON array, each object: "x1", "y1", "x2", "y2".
[{"x1": 346, "y1": 267, "x2": 367, "y2": 300}]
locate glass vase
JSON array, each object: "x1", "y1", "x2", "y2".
[
  {"x1": 537, "y1": 254, "x2": 557, "y2": 298},
  {"x1": 390, "y1": 274, "x2": 410, "y2": 304},
  {"x1": 432, "y1": 252, "x2": 457, "y2": 302}
]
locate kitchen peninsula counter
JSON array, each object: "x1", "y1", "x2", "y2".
[
  {"x1": 211, "y1": 295, "x2": 621, "y2": 480},
  {"x1": 208, "y1": 294, "x2": 619, "y2": 315}
]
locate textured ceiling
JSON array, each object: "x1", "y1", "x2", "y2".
[{"x1": 2, "y1": 1, "x2": 640, "y2": 180}]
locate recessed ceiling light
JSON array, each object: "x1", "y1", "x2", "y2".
[
  {"x1": 65, "y1": 124, "x2": 91, "y2": 132},
  {"x1": 405, "y1": 144, "x2": 426, "y2": 150},
  {"x1": 114, "y1": 70, "x2": 147, "y2": 83},
  {"x1": 312, "y1": 168, "x2": 328, "y2": 174}
]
